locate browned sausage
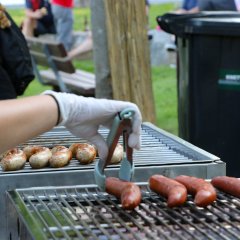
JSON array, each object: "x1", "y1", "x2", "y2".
[
  {"x1": 1, "y1": 148, "x2": 27, "y2": 171},
  {"x1": 23, "y1": 145, "x2": 39, "y2": 160},
  {"x1": 92, "y1": 143, "x2": 123, "y2": 164},
  {"x1": 69, "y1": 143, "x2": 96, "y2": 164},
  {"x1": 175, "y1": 175, "x2": 216, "y2": 207},
  {"x1": 211, "y1": 176, "x2": 240, "y2": 198},
  {"x1": 105, "y1": 177, "x2": 142, "y2": 210},
  {"x1": 149, "y1": 175, "x2": 187, "y2": 207},
  {"x1": 23, "y1": 146, "x2": 52, "y2": 169},
  {"x1": 49, "y1": 146, "x2": 72, "y2": 168}
]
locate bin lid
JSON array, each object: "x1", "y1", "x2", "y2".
[{"x1": 157, "y1": 11, "x2": 240, "y2": 37}]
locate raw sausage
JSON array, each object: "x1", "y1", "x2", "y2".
[
  {"x1": 23, "y1": 146, "x2": 52, "y2": 169},
  {"x1": 109, "y1": 144, "x2": 123, "y2": 164},
  {"x1": 105, "y1": 177, "x2": 142, "y2": 210},
  {"x1": 69, "y1": 143, "x2": 96, "y2": 164},
  {"x1": 175, "y1": 175, "x2": 216, "y2": 207},
  {"x1": 211, "y1": 176, "x2": 240, "y2": 197},
  {"x1": 49, "y1": 146, "x2": 72, "y2": 168},
  {"x1": 1, "y1": 148, "x2": 27, "y2": 171},
  {"x1": 149, "y1": 175, "x2": 187, "y2": 207}
]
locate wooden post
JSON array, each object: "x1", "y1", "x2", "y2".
[
  {"x1": 91, "y1": 0, "x2": 156, "y2": 123},
  {"x1": 104, "y1": 0, "x2": 156, "y2": 122},
  {"x1": 90, "y1": 0, "x2": 113, "y2": 99}
]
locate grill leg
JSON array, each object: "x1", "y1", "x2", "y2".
[
  {"x1": 6, "y1": 194, "x2": 19, "y2": 239},
  {"x1": 6, "y1": 194, "x2": 33, "y2": 240}
]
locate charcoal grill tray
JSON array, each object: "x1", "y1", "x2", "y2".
[
  {"x1": 0, "y1": 122, "x2": 225, "y2": 239},
  {"x1": 7, "y1": 183, "x2": 240, "y2": 240}
]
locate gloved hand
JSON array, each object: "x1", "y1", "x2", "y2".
[{"x1": 42, "y1": 90, "x2": 142, "y2": 160}]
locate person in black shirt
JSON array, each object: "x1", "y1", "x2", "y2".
[{"x1": 22, "y1": 0, "x2": 55, "y2": 37}]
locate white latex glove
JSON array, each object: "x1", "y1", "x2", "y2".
[{"x1": 43, "y1": 90, "x2": 142, "y2": 160}]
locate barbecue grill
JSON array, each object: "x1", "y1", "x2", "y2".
[
  {"x1": 7, "y1": 184, "x2": 240, "y2": 240},
  {"x1": 0, "y1": 122, "x2": 225, "y2": 238}
]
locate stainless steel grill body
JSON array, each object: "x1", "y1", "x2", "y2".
[
  {"x1": 0, "y1": 123, "x2": 225, "y2": 238},
  {"x1": 7, "y1": 184, "x2": 240, "y2": 240}
]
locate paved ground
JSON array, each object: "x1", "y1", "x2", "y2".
[{"x1": 149, "y1": 29, "x2": 176, "y2": 66}]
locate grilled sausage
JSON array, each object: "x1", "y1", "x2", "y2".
[
  {"x1": 1, "y1": 148, "x2": 27, "y2": 171},
  {"x1": 23, "y1": 146, "x2": 52, "y2": 169},
  {"x1": 69, "y1": 143, "x2": 96, "y2": 164},
  {"x1": 149, "y1": 175, "x2": 187, "y2": 207},
  {"x1": 175, "y1": 175, "x2": 217, "y2": 207},
  {"x1": 105, "y1": 177, "x2": 142, "y2": 210},
  {"x1": 23, "y1": 145, "x2": 38, "y2": 160},
  {"x1": 211, "y1": 176, "x2": 240, "y2": 198},
  {"x1": 49, "y1": 146, "x2": 72, "y2": 168}
]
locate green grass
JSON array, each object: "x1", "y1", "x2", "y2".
[
  {"x1": 7, "y1": 3, "x2": 178, "y2": 135},
  {"x1": 152, "y1": 66, "x2": 177, "y2": 134}
]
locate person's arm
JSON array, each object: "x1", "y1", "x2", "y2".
[
  {"x1": 0, "y1": 95, "x2": 58, "y2": 153},
  {"x1": 0, "y1": 91, "x2": 142, "y2": 160}
]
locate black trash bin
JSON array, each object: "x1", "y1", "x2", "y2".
[{"x1": 157, "y1": 12, "x2": 240, "y2": 177}]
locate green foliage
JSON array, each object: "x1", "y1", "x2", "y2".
[
  {"x1": 7, "y1": 8, "x2": 25, "y2": 25},
  {"x1": 73, "y1": 8, "x2": 91, "y2": 31},
  {"x1": 21, "y1": 81, "x2": 52, "y2": 97},
  {"x1": 7, "y1": 3, "x2": 178, "y2": 135}
]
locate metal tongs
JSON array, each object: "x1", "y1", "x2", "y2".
[{"x1": 94, "y1": 108, "x2": 135, "y2": 191}]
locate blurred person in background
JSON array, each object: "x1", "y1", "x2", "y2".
[
  {"x1": 51, "y1": 0, "x2": 93, "y2": 58},
  {"x1": 67, "y1": 31, "x2": 93, "y2": 59},
  {"x1": 198, "y1": 0, "x2": 239, "y2": 11},
  {"x1": 51, "y1": 0, "x2": 74, "y2": 51},
  {"x1": 175, "y1": 0, "x2": 199, "y2": 14},
  {"x1": 175, "y1": 0, "x2": 239, "y2": 15},
  {"x1": 22, "y1": 0, "x2": 56, "y2": 37}
]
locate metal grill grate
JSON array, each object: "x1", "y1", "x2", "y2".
[
  {"x1": 7, "y1": 184, "x2": 240, "y2": 240},
  {"x1": 6, "y1": 123, "x2": 220, "y2": 174}
]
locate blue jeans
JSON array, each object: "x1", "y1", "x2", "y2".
[{"x1": 52, "y1": 4, "x2": 73, "y2": 51}]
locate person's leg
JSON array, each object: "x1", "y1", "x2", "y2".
[
  {"x1": 52, "y1": 5, "x2": 73, "y2": 51},
  {"x1": 68, "y1": 31, "x2": 93, "y2": 59},
  {"x1": 22, "y1": 17, "x2": 36, "y2": 37}
]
